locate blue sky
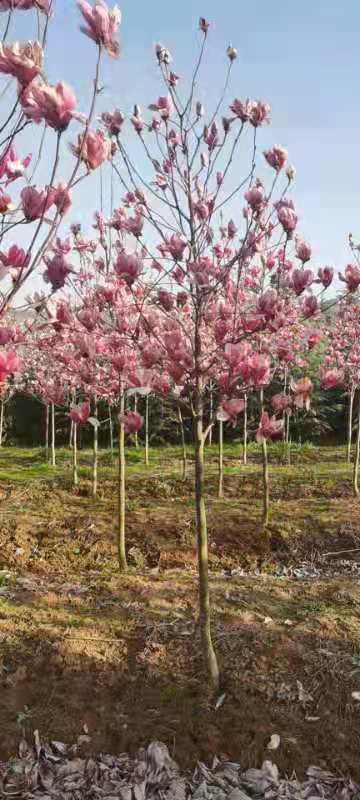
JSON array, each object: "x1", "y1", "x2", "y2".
[{"x1": 5, "y1": 0, "x2": 360, "y2": 291}]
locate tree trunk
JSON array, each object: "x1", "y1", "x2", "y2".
[
  {"x1": 194, "y1": 392, "x2": 220, "y2": 691},
  {"x1": 144, "y1": 394, "x2": 149, "y2": 467},
  {"x1": 92, "y1": 398, "x2": 98, "y2": 497},
  {"x1": 348, "y1": 387, "x2": 355, "y2": 464},
  {"x1": 118, "y1": 391, "x2": 127, "y2": 571},
  {"x1": 353, "y1": 393, "x2": 360, "y2": 497},
  {"x1": 260, "y1": 390, "x2": 269, "y2": 525},
  {"x1": 208, "y1": 385, "x2": 213, "y2": 447},
  {"x1": 51, "y1": 403, "x2": 56, "y2": 467},
  {"x1": 45, "y1": 404, "x2": 49, "y2": 461},
  {"x1": 0, "y1": 398, "x2": 4, "y2": 447},
  {"x1": 134, "y1": 394, "x2": 139, "y2": 448},
  {"x1": 73, "y1": 423, "x2": 78, "y2": 487},
  {"x1": 178, "y1": 404, "x2": 187, "y2": 480},
  {"x1": 218, "y1": 419, "x2": 224, "y2": 499},
  {"x1": 262, "y1": 438, "x2": 270, "y2": 524},
  {"x1": 243, "y1": 392, "x2": 247, "y2": 465},
  {"x1": 69, "y1": 419, "x2": 73, "y2": 450},
  {"x1": 108, "y1": 404, "x2": 114, "y2": 461}
]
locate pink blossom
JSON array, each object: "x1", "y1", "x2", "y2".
[
  {"x1": 257, "y1": 288, "x2": 278, "y2": 319},
  {"x1": 256, "y1": 412, "x2": 283, "y2": 442},
  {"x1": 217, "y1": 398, "x2": 245, "y2": 425},
  {"x1": 21, "y1": 81, "x2": 76, "y2": 131},
  {"x1": 0, "y1": 327, "x2": 14, "y2": 345},
  {"x1": 0, "y1": 41, "x2": 43, "y2": 85},
  {"x1": 229, "y1": 98, "x2": 253, "y2": 122},
  {"x1": 0, "y1": 191, "x2": 14, "y2": 214},
  {"x1": 43, "y1": 253, "x2": 74, "y2": 290},
  {"x1": 249, "y1": 101, "x2": 271, "y2": 127},
  {"x1": 0, "y1": 0, "x2": 50, "y2": 13},
  {"x1": 276, "y1": 200, "x2": 298, "y2": 236},
  {"x1": 0, "y1": 351, "x2": 20, "y2": 383},
  {"x1": 70, "y1": 129, "x2": 112, "y2": 170},
  {"x1": 158, "y1": 289, "x2": 174, "y2": 311},
  {"x1": 70, "y1": 401, "x2": 90, "y2": 425},
  {"x1": 317, "y1": 266, "x2": 334, "y2": 288},
  {"x1": 0, "y1": 244, "x2": 30, "y2": 269},
  {"x1": 291, "y1": 268, "x2": 314, "y2": 295},
  {"x1": 114, "y1": 251, "x2": 142, "y2": 285},
  {"x1": 167, "y1": 234, "x2": 187, "y2": 261},
  {"x1": 271, "y1": 394, "x2": 292, "y2": 413},
  {"x1": 53, "y1": 183, "x2": 72, "y2": 216},
  {"x1": 1, "y1": 146, "x2": 32, "y2": 183},
  {"x1": 125, "y1": 211, "x2": 144, "y2": 237},
  {"x1": 241, "y1": 353, "x2": 271, "y2": 388},
  {"x1": 149, "y1": 95, "x2": 173, "y2": 119},
  {"x1": 321, "y1": 368, "x2": 344, "y2": 390},
  {"x1": 301, "y1": 294, "x2": 318, "y2": 318},
  {"x1": 78, "y1": 0, "x2": 121, "y2": 57},
  {"x1": 291, "y1": 377, "x2": 312, "y2": 410},
  {"x1": 339, "y1": 264, "x2": 360, "y2": 292},
  {"x1": 101, "y1": 109, "x2": 124, "y2": 135},
  {"x1": 264, "y1": 145, "x2": 287, "y2": 171},
  {"x1": 245, "y1": 184, "x2": 265, "y2": 212},
  {"x1": 21, "y1": 185, "x2": 56, "y2": 221},
  {"x1": 295, "y1": 238, "x2": 312, "y2": 263},
  {"x1": 120, "y1": 410, "x2": 143, "y2": 435}
]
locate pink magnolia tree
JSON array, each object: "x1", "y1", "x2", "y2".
[
  {"x1": 71, "y1": 17, "x2": 342, "y2": 689},
  {"x1": 322, "y1": 298, "x2": 360, "y2": 492},
  {"x1": 0, "y1": 0, "x2": 122, "y2": 403}
]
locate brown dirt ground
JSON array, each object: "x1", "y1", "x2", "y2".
[{"x1": 1, "y1": 463, "x2": 360, "y2": 777}]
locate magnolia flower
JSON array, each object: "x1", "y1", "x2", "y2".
[
  {"x1": 53, "y1": 183, "x2": 72, "y2": 216},
  {"x1": 256, "y1": 412, "x2": 283, "y2": 442},
  {"x1": 1, "y1": 146, "x2": 32, "y2": 183},
  {"x1": 317, "y1": 266, "x2": 334, "y2": 288},
  {"x1": 78, "y1": 0, "x2": 121, "y2": 57},
  {"x1": 217, "y1": 398, "x2": 245, "y2": 425},
  {"x1": 21, "y1": 185, "x2": 56, "y2": 221},
  {"x1": 264, "y1": 145, "x2": 287, "y2": 171},
  {"x1": 295, "y1": 238, "x2": 312, "y2": 263},
  {"x1": 276, "y1": 200, "x2": 298, "y2": 236},
  {"x1": 290, "y1": 268, "x2": 314, "y2": 295},
  {"x1": 339, "y1": 264, "x2": 360, "y2": 293},
  {"x1": 245, "y1": 184, "x2": 265, "y2": 211},
  {"x1": 291, "y1": 377, "x2": 312, "y2": 410},
  {"x1": 271, "y1": 394, "x2": 292, "y2": 413},
  {"x1": 70, "y1": 129, "x2": 112, "y2": 170},
  {"x1": 149, "y1": 95, "x2": 173, "y2": 119},
  {"x1": 0, "y1": 191, "x2": 14, "y2": 214},
  {"x1": 69, "y1": 401, "x2": 90, "y2": 424},
  {"x1": 101, "y1": 109, "x2": 124, "y2": 135},
  {"x1": 114, "y1": 251, "x2": 142, "y2": 285},
  {"x1": 0, "y1": 244, "x2": 30, "y2": 269},
  {"x1": 120, "y1": 410, "x2": 143, "y2": 434},
  {"x1": 0, "y1": 0, "x2": 50, "y2": 13},
  {"x1": 43, "y1": 253, "x2": 74, "y2": 290},
  {"x1": 21, "y1": 80, "x2": 77, "y2": 130},
  {"x1": 0, "y1": 40, "x2": 43, "y2": 85},
  {"x1": 301, "y1": 294, "x2": 318, "y2": 318},
  {"x1": 321, "y1": 368, "x2": 344, "y2": 390},
  {"x1": 0, "y1": 351, "x2": 20, "y2": 383}
]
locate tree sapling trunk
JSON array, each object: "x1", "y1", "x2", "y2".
[
  {"x1": 218, "y1": 418, "x2": 224, "y2": 499},
  {"x1": 118, "y1": 391, "x2": 127, "y2": 571}
]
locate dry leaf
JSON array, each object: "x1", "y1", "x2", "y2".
[{"x1": 267, "y1": 734, "x2": 280, "y2": 751}]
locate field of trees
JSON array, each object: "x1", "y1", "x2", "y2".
[{"x1": 0, "y1": 0, "x2": 360, "y2": 794}]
